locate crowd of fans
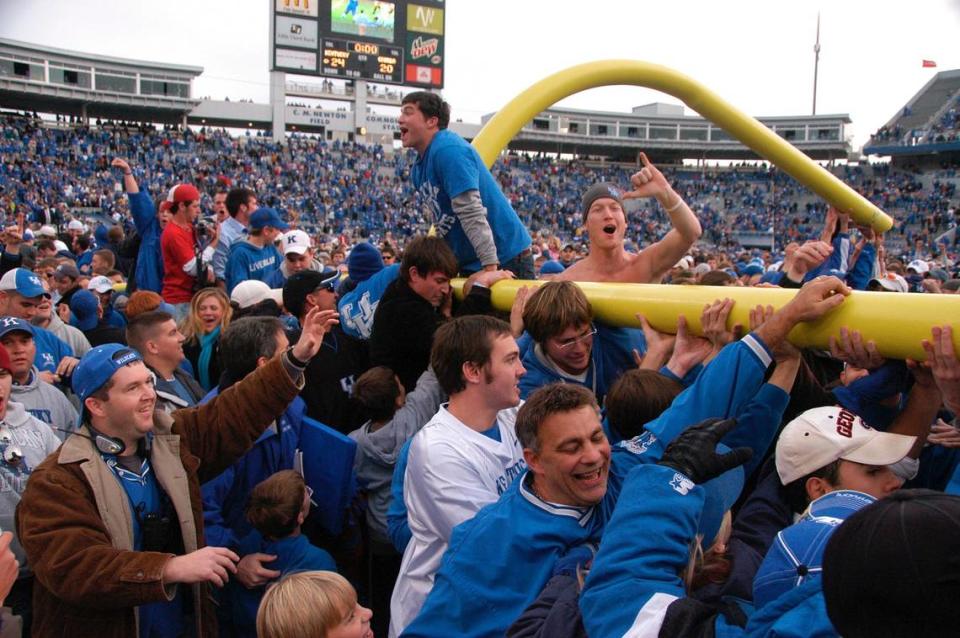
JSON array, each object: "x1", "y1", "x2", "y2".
[
  {"x1": 0, "y1": 99, "x2": 957, "y2": 638},
  {"x1": 871, "y1": 90, "x2": 960, "y2": 147},
  {"x1": 3, "y1": 111, "x2": 959, "y2": 264}
]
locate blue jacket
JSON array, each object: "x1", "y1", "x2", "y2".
[
  {"x1": 831, "y1": 359, "x2": 909, "y2": 430},
  {"x1": 76, "y1": 250, "x2": 93, "y2": 274},
  {"x1": 263, "y1": 266, "x2": 285, "y2": 289},
  {"x1": 518, "y1": 324, "x2": 646, "y2": 403},
  {"x1": 412, "y1": 129, "x2": 531, "y2": 272},
  {"x1": 507, "y1": 574, "x2": 587, "y2": 638},
  {"x1": 201, "y1": 394, "x2": 305, "y2": 549},
  {"x1": 103, "y1": 306, "x2": 127, "y2": 329},
  {"x1": 32, "y1": 326, "x2": 73, "y2": 374},
  {"x1": 225, "y1": 240, "x2": 282, "y2": 294},
  {"x1": 806, "y1": 233, "x2": 852, "y2": 281},
  {"x1": 581, "y1": 464, "x2": 840, "y2": 638},
  {"x1": 338, "y1": 263, "x2": 401, "y2": 340},
  {"x1": 744, "y1": 577, "x2": 836, "y2": 638},
  {"x1": 404, "y1": 335, "x2": 775, "y2": 638},
  {"x1": 128, "y1": 190, "x2": 163, "y2": 293},
  {"x1": 844, "y1": 242, "x2": 876, "y2": 291},
  {"x1": 387, "y1": 438, "x2": 413, "y2": 553},
  {"x1": 229, "y1": 532, "x2": 336, "y2": 638}
]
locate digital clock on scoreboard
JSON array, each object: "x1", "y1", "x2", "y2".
[
  {"x1": 272, "y1": 0, "x2": 444, "y2": 88},
  {"x1": 321, "y1": 39, "x2": 402, "y2": 84}
]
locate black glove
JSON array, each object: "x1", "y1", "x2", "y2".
[{"x1": 658, "y1": 417, "x2": 753, "y2": 484}]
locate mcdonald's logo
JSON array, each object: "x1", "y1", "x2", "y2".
[{"x1": 276, "y1": 0, "x2": 317, "y2": 18}]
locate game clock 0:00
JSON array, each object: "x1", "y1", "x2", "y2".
[
  {"x1": 321, "y1": 39, "x2": 403, "y2": 83},
  {"x1": 272, "y1": 0, "x2": 444, "y2": 88}
]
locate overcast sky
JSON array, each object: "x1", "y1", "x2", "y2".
[{"x1": 3, "y1": 0, "x2": 959, "y2": 149}]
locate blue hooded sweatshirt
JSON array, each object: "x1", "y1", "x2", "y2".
[{"x1": 225, "y1": 240, "x2": 282, "y2": 294}]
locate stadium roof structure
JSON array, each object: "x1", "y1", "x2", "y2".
[
  {"x1": 0, "y1": 38, "x2": 203, "y2": 123},
  {"x1": 864, "y1": 69, "x2": 960, "y2": 159},
  {"x1": 481, "y1": 102, "x2": 853, "y2": 162}
]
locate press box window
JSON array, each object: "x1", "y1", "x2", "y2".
[{"x1": 49, "y1": 67, "x2": 91, "y2": 88}]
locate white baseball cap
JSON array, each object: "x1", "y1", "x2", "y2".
[
  {"x1": 280, "y1": 230, "x2": 312, "y2": 256},
  {"x1": 775, "y1": 406, "x2": 916, "y2": 485},
  {"x1": 907, "y1": 259, "x2": 930, "y2": 274},
  {"x1": 869, "y1": 273, "x2": 909, "y2": 293},
  {"x1": 67, "y1": 220, "x2": 85, "y2": 232},
  {"x1": 37, "y1": 225, "x2": 57, "y2": 238},
  {"x1": 230, "y1": 280, "x2": 283, "y2": 309},
  {"x1": 87, "y1": 275, "x2": 114, "y2": 294}
]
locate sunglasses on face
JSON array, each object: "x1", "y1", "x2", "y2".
[{"x1": 314, "y1": 280, "x2": 337, "y2": 293}]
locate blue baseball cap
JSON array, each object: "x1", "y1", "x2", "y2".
[
  {"x1": 539, "y1": 260, "x2": 566, "y2": 275},
  {"x1": 69, "y1": 290, "x2": 100, "y2": 331},
  {"x1": 0, "y1": 317, "x2": 34, "y2": 339},
  {"x1": 0, "y1": 268, "x2": 49, "y2": 299},
  {"x1": 72, "y1": 344, "x2": 144, "y2": 412},
  {"x1": 249, "y1": 207, "x2": 290, "y2": 231},
  {"x1": 753, "y1": 490, "x2": 876, "y2": 608}
]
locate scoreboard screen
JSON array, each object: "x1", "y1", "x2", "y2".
[{"x1": 272, "y1": 0, "x2": 445, "y2": 89}]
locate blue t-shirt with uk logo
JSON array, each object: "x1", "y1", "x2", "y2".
[{"x1": 411, "y1": 129, "x2": 531, "y2": 273}]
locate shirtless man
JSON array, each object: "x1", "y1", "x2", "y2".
[{"x1": 559, "y1": 153, "x2": 701, "y2": 283}]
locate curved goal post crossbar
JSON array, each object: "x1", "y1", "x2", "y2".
[
  {"x1": 452, "y1": 279, "x2": 959, "y2": 362},
  {"x1": 471, "y1": 60, "x2": 893, "y2": 233}
]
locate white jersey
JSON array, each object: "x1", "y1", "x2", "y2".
[{"x1": 389, "y1": 403, "x2": 527, "y2": 637}]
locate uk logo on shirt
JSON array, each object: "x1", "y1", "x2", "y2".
[
  {"x1": 670, "y1": 473, "x2": 695, "y2": 496},
  {"x1": 417, "y1": 181, "x2": 454, "y2": 237}
]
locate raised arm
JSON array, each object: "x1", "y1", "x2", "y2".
[
  {"x1": 110, "y1": 158, "x2": 139, "y2": 194},
  {"x1": 623, "y1": 152, "x2": 701, "y2": 281},
  {"x1": 175, "y1": 307, "x2": 338, "y2": 481}
]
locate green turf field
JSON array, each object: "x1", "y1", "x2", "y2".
[{"x1": 331, "y1": 0, "x2": 395, "y2": 42}]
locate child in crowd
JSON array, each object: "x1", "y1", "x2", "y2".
[
  {"x1": 256, "y1": 571, "x2": 373, "y2": 638},
  {"x1": 229, "y1": 470, "x2": 337, "y2": 636}
]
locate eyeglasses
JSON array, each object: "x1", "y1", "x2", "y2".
[
  {"x1": 556, "y1": 327, "x2": 597, "y2": 351},
  {"x1": 305, "y1": 484, "x2": 317, "y2": 507}
]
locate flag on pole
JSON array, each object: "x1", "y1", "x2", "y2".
[{"x1": 923, "y1": 60, "x2": 937, "y2": 68}]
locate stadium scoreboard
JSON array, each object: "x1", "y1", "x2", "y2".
[{"x1": 272, "y1": 0, "x2": 445, "y2": 89}]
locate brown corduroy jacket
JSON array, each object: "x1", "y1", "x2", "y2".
[{"x1": 16, "y1": 353, "x2": 304, "y2": 638}]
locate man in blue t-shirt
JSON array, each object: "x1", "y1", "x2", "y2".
[{"x1": 399, "y1": 91, "x2": 533, "y2": 278}]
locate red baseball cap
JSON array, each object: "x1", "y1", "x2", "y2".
[
  {"x1": 166, "y1": 184, "x2": 200, "y2": 204},
  {"x1": 0, "y1": 344, "x2": 12, "y2": 375}
]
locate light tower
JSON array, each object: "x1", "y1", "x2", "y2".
[{"x1": 812, "y1": 13, "x2": 821, "y2": 116}]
